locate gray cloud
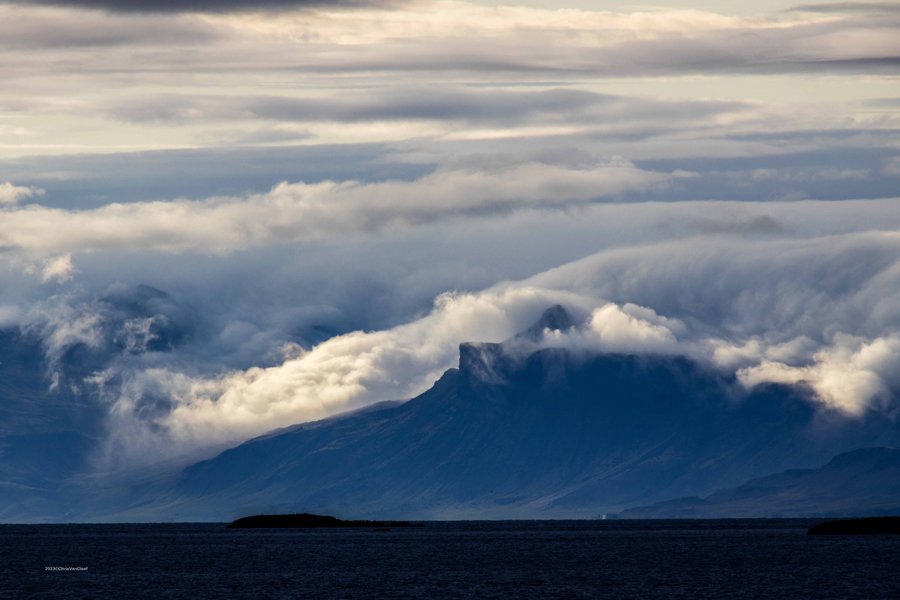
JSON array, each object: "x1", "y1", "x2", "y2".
[
  {"x1": 687, "y1": 215, "x2": 787, "y2": 236},
  {"x1": 0, "y1": 0, "x2": 391, "y2": 13},
  {"x1": 2, "y1": 128, "x2": 896, "y2": 214},
  {"x1": 107, "y1": 89, "x2": 750, "y2": 134},
  {"x1": 0, "y1": 144, "x2": 425, "y2": 210},
  {"x1": 0, "y1": 158, "x2": 676, "y2": 256},
  {"x1": 866, "y1": 97, "x2": 900, "y2": 107},
  {"x1": 0, "y1": 9, "x2": 225, "y2": 49},
  {"x1": 787, "y1": 2, "x2": 900, "y2": 13},
  {"x1": 2, "y1": 3, "x2": 898, "y2": 77}
]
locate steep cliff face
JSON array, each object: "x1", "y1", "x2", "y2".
[{"x1": 86, "y1": 307, "x2": 900, "y2": 522}]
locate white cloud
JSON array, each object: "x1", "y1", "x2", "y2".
[
  {"x1": 21, "y1": 295, "x2": 106, "y2": 390},
  {"x1": 0, "y1": 181, "x2": 42, "y2": 205},
  {"x1": 738, "y1": 334, "x2": 900, "y2": 416},
  {"x1": 40, "y1": 253, "x2": 76, "y2": 283},
  {"x1": 542, "y1": 303, "x2": 681, "y2": 355},
  {"x1": 0, "y1": 159, "x2": 672, "y2": 256}
]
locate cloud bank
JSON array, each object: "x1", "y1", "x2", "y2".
[
  {"x1": 54, "y1": 227, "x2": 896, "y2": 465},
  {"x1": 0, "y1": 160, "x2": 673, "y2": 256},
  {"x1": 3, "y1": 150, "x2": 899, "y2": 468}
]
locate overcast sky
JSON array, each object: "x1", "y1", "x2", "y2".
[{"x1": 1, "y1": 0, "x2": 899, "y2": 465}]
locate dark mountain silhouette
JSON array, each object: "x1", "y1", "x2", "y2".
[
  {"x1": 620, "y1": 447, "x2": 900, "y2": 518},
  {"x1": 88, "y1": 306, "x2": 900, "y2": 521}
]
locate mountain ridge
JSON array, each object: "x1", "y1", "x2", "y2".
[
  {"x1": 619, "y1": 446, "x2": 900, "y2": 518},
  {"x1": 75, "y1": 306, "x2": 900, "y2": 522}
]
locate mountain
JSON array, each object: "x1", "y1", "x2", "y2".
[
  {"x1": 0, "y1": 284, "x2": 202, "y2": 522},
  {"x1": 0, "y1": 330, "x2": 103, "y2": 522},
  {"x1": 619, "y1": 447, "x2": 900, "y2": 518},
  {"x1": 86, "y1": 306, "x2": 900, "y2": 521}
]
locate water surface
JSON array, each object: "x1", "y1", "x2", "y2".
[{"x1": 3, "y1": 519, "x2": 897, "y2": 598}]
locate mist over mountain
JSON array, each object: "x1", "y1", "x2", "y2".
[
  {"x1": 0, "y1": 284, "x2": 208, "y2": 521},
  {"x1": 61, "y1": 307, "x2": 900, "y2": 522}
]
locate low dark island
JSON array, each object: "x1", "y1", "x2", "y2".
[
  {"x1": 808, "y1": 516, "x2": 900, "y2": 535},
  {"x1": 227, "y1": 513, "x2": 422, "y2": 529}
]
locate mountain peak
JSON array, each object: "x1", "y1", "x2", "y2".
[
  {"x1": 514, "y1": 304, "x2": 576, "y2": 342},
  {"x1": 458, "y1": 341, "x2": 507, "y2": 384},
  {"x1": 456, "y1": 305, "x2": 577, "y2": 383}
]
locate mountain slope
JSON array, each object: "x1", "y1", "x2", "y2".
[
  {"x1": 619, "y1": 447, "x2": 900, "y2": 518},
  {"x1": 0, "y1": 330, "x2": 103, "y2": 522},
  {"x1": 92, "y1": 307, "x2": 900, "y2": 521}
]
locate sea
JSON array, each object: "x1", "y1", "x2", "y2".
[{"x1": 2, "y1": 519, "x2": 898, "y2": 599}]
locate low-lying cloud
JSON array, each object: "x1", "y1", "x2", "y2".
[{"x1": 59, "y1": 228, "x2": 897, "y2": 465}]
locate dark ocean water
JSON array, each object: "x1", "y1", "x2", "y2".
[{"x1": 3, "y1": 519, "x2": 899, "y2": 599}]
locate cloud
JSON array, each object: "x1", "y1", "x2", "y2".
[
  {"x1": 0, "y1": 6, "x2": 225, "y2": 49},
  {"x1": 527, "y1": 230, "x2": 900, "y2": 416},
  {"x1": 3, "y1": 2, "x2": 899, "y2": 77},
  {"x1": 0, "y1": 158, "x2": 674, "y2": 256},
  {"x1": 0, "y1": 0, "x2": 392, "y2": 13},
  {"x1": 2, "y1": 2, "x2": 897, "y2": 177},
  {"x1": 39, "y1": 254, "x2": 76, "y2": 283},
  {"x1": 21, "y1": 294, "x2": 106, "y2": 390},
  {"x1": 542, "y1": 303, "x2": 682, "y2": 355},
  {"x1": 787, "y1": 2, "x2": 900, "y2": 14},
  {"x1": 883, "y1": 157, "x2": 900, "y2": 177},
  {"x1": 530, "y1": 230, "x2": 900, "y2": 341},
  {"x1": 107, "y1": 89, "x2": 750, "y2": 131},
  {"x1": 681, "y1": 214, "x2": 787, "y2": 236},
  {"x1": 68, "y1": 227, "x2": 899, "y2": 464},
  {"x1": 0, "y1": 181, "x2": 42, "y2": 205},
  {"x1": 738, "y1": 334, "x2": 900, "y2": 416}
]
